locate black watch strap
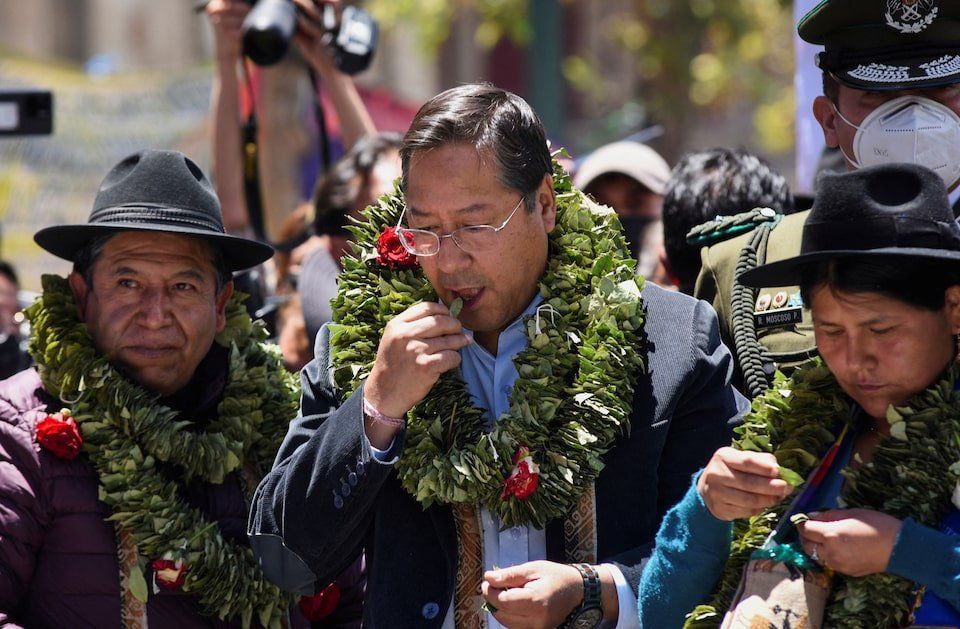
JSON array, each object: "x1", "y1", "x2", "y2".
[{"x1": 561, "y1": 563, "x2": 603, "y2": 629}]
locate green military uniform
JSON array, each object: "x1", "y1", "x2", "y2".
[
  {"x1": 692, "y1": 0, "x2": 960, "y2": 398},
  {"x1": 692, "y1": 210, "x2": 815, "y2": 398}
]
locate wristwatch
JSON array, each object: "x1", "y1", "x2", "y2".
[{"x1": 561, "y1": 563, "x2": 603, "y2": 629}]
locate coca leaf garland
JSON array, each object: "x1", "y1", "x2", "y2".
[
  {"x1": 26, "y1": 275, "x2": 298, "y2": 628},
  {"x1": 329, "y1": 156, "x2": 647, "y2": 528},
  {"x1": 684, "y1": 360, "x2": 960, "y2": 629}
]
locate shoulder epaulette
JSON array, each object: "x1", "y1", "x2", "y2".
[{"x1": 686, "y1": 207, "x2": 781, "y2": 247}]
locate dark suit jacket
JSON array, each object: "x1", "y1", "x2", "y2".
[{"x1": 248, "y1": 282, "x2": 747, "y2": 627}]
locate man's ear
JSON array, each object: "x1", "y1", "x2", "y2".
[
  {"x1": 813, "y1": 95, "x2": 841, "y2": 149},
  {"x1": 68, "y1": 272, "x2": 90, "y2": 321},
  {"x1": 215, "y1": 280, "x2": 234, "y2": 333},
  {"x1": 538, "y1": 174, "x2": 557, "y2": 234}
]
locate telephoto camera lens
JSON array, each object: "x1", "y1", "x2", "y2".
[{"x1": 241, "y1": 0, "x2": 298, "y2": 66}]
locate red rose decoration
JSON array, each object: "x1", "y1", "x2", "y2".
[
  {"x1": 299, "y1": 582, "x2": 342, "y2": 621},
  {"x1": 152, "y1": 555, "x2": 188, "y2": 590},
  {"x1": 501, "y1": 445, "x2": 540, "y2": 501},
  {"x1": 376, "y1": 226, "x2": 420, "y2": 270},
  {"x1": 36, "y1": 410, "x2": 82, "y2": 460}
]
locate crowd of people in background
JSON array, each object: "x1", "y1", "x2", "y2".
[{"x1": 3, "y1": 0, "x2": 960, "y2": 628}]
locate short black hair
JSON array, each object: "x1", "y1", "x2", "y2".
[
  {"x1": 400, "y1": 83, "x2": 552, "y2": 211},
  {"x1": 0, "y1": 260, "x2": 19, "y2": 287},
  {"x1": 800, "y1": 256, "x2": 960, "y2": 312},
  {"x1": 312, "y1": 131, "x2": 403, "y2": 235},
  {"x1": 72, "y1": 233, "x2": 232, "y2": 293},
  {"x1": 822, "y1": 71, "x2": 840, "y2": 104},
  {"x1": 662, "y1": 148, "x2": 794, "y2": 293}
]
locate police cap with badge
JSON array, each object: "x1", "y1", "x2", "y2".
[
  {"x1": 803, "y1": 0, "x2": 960, "y2": 190},
  {"x1": 803, "y1": 0, "x2": 960, "y2": 92}
]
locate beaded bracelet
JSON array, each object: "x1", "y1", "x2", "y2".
[{"x1": 363, "y1": 397, "x2": 405, "y2": 428}]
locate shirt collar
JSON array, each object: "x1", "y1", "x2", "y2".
[{"x1": 462, "y1": 293, "x2": 544, "y2": 358}]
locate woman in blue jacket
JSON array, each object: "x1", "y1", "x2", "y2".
[{"x1": 640, "y1": 163, "x2": 960, "y2": 628}]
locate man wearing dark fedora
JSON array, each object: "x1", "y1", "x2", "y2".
[
  {"x1": 693, "y1": 0, "x2": 960, "y2": 399},
  {"x1": 0, "y1": 149, "x2": 333, "y2": 626}
]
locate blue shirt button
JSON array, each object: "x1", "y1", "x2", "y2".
[
  {"x1": 340, "y1": 482, "x2": 351, "y2": 497},
  {"x1": 356, "y1": 460, "x2": 366, "y2": 476},
  {"x1": 421, "y1": 602, "x2": 440, "y2": 619},
  {"x1": 333, "y1": 492, "x2": 344, "y2": 509},
  {"x1": 348, "y1": 472, "x2": 358, "y2": 486}
]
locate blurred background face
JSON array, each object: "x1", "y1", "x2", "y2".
[
  {"x1": 585, "y1": 173, "x2": 662, "y2": 262},
  {"x1": 353, "y1": 149, "x2": 401, "y2": 215},
  {"x1": 811, "y1": 285, "x2": 957, "y2": 420},
  {"x1": 70, "y1": 232, "x2": 232, "y2": 396},
  {"x1": 0, "y1": 272, "x2": 19, "y2": 338},
  {"x1": 403, "y1": 143, "x2": 554, "y2": 352},
  {"x1": 584, "y1": 173, "x2": 663, "y2": 220}
]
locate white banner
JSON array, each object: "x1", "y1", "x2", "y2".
[{"x1": 795, "y1": 0, "x2": 826, "y2": 196}]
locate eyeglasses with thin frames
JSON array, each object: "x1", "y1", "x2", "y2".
[{"x1": 395, "y1": 197, "x2": 525, "y2": 256}]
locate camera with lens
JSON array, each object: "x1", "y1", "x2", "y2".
[
  {"x1": 0, "y1": 90, "x2": 53, "y2": 137},
  {"x1": 241, "y1": 0, "x2": 378, "y2": 74}
]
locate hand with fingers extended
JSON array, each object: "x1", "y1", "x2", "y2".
[
  {"x1": 363, "y1": 301, "x2": 472, "y2": 448},
  {"x1": 481, "y1": 561, "x2": 585, "y2": 629},
  {"x1": 797, "y1": 508, "x2": 903, "y2": 577},
  {"x1": 205, "y1": 0, "x2": 250, "y2": 62},
  {"x1": 697, "y1": 447, "x2": 794, "y2": 521}
]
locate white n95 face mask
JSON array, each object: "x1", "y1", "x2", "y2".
[{"x1": 833, "y1": 95, "x2": 960, "y2": 189}]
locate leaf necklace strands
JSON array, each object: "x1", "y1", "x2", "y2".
[
  {"x1": 329, "y1": 154, "x2": 648, "y2": 528},
  {"x1": 26, "y1": 275, "x2": 299, "y2": 626},
  {"x1": 685, "y1": 362, "x2": 960, "y2": 628}
]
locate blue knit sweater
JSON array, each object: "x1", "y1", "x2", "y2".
[{"x1": 638, "y1": 473, "x2": 960, "y2": 627}]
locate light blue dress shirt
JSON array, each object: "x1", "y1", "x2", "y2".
[
  {"x1": 372, "y1": 296, "x2": 638, "y2": 627},
  {"x1": 441, "y1": 296, "x2": 639, "y2": 629}
]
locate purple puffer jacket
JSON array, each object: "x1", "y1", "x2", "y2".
[{"x1": 0, "y1": 368, "x2": 326, "y2": 628}]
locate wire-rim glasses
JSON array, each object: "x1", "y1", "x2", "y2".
[{"x1": 395, "y1": 197, "x2": 525, "y2": 256}]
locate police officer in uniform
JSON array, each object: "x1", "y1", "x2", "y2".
[{"x1": 693, "y1": 0, "x2": 960, "y2": 398}]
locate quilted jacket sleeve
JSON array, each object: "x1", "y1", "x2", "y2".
[{"x1": 0, "y1": 394, "x2": 46, "y2": 628}]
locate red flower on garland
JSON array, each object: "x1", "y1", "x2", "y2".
[
  {"x1": 152, "y1": 555, "x2": 189, "y2": 591},
  {"x1": 376, "y1": 227, "x2": 420, "y2": 270},
  {"x1": 299, "y1": 582, "x2": 342, "y2": 621},
  {"x1": 502, "y1": 445, "x2": 540, "y2": 500},
  {"x1": 36, "y1": 409, "x2": 82, "y2": 460}
]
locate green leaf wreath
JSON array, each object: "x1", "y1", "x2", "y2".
[
  {"x1": 329, "y1": 156, "x2": 647, "y2": 528},
  {"x1": 684, "y1": 359, "x2": 960, "y2": 628},
  {"x1": 27, "y1": 275, "x2": 298, "y2": 628}
]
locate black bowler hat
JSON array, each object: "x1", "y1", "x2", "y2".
[
  {"x1": 35, "y1": 149, "x2": 273, "y2": 272},
  {"x1": 800, "y1": 0, "x2": 960, "y2": 91},
  {"x1": 740, "y1": 163, "x2": 960, "y2": 287}
]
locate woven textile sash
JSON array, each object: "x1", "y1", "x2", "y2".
[
  {"x1": 453, "y1": 503, "x2": 486, "y2": 629},
  {"x1": 452, "y1": 484, "x2": 598, "y2": 628},
  {"x1": 115, "y1": 525, "x2": 149, "y2": 629}
]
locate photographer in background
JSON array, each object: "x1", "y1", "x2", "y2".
[
  {"x1": 206, "y1": 0, "x2": 376, "y2": 237},
  {"x1": 205, "y1": 1, "x2": 373, "y2": 625}
]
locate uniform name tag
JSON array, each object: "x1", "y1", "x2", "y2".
[{"x1": 754, "y1": 307, "x2": 803, "y2": 329}]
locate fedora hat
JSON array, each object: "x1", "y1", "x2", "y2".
[
  {"x1": 740, "y1": 163, "x2": 960, "y2": 288},
  {"x1": 35, "y1": 149, "x2": 273, "y2": 272}
]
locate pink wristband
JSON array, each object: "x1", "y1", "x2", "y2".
[{"x1": 363, "y1": 398, "x2": 405, "y2": 428}]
